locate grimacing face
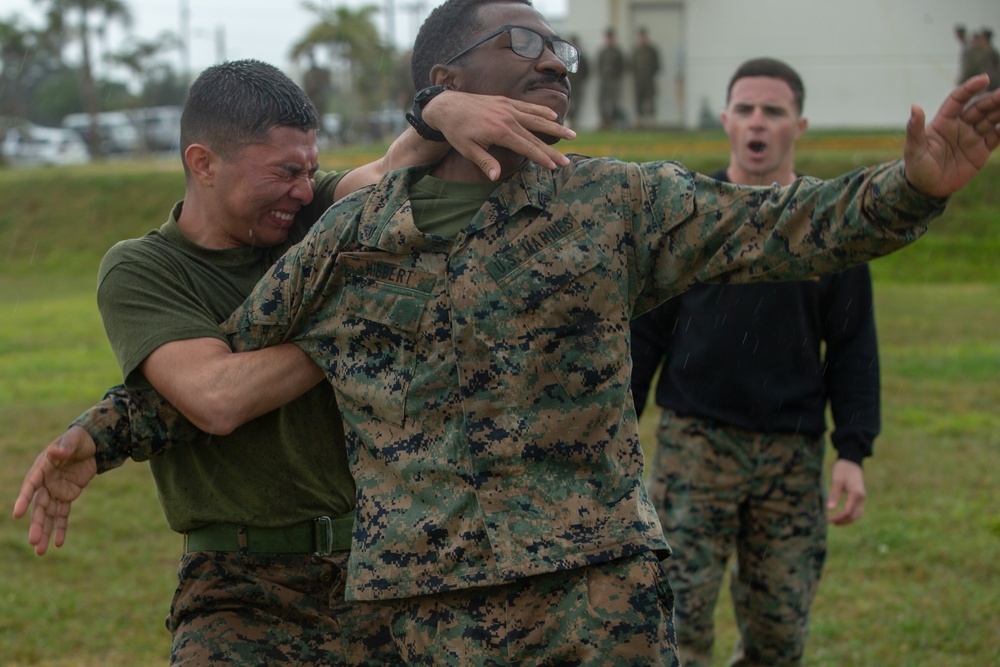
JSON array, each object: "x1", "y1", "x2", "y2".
[
  {"x1": 721, "y1": 76, "x2": 807, "y2": 185},
  {"x1": 210, "y1": 126, "x2": 319, "y2": 249}
]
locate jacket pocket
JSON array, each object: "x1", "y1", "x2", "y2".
[
  {"x1": 487, "y1": 225, "x2": 628, "y2": 399},
  {"x1": 332, "y1": 260, "x2": 433, "y2": 426}
]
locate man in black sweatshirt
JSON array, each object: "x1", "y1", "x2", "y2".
[{"x1": 631, "y1": 57, "x2": 877, "y2": 667}]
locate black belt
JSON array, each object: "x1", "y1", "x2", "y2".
[{"x1": 184, "y1": 515, "x2": 353, "y2": 556}]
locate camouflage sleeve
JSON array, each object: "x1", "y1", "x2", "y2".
[
  {"x1": 692, "y1": 160, "x2": 946, "y2": 282},
  {"x1": 71, "y1": 387, "x2": 132, "y2": 474},
  {"x1": 222, "y1": 193, "x2": 363, "y2": 351},
  {"x1": 221, "y1": 241, "x2": 309, "y2": 351},
  {"x1": 632, "y1": 159, "x2": 947, "y2": 313},
  {"x1": 71, "y1": 385, "x2": 199, "y2": 473}
]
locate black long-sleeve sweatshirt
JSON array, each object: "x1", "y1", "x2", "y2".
[{"x1": 629, "y1": 168, "x2": 881, "y2": 464}]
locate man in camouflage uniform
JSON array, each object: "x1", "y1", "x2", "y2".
[
  {"x1": 597, "y1": 27, "x2": 626, "y2": 129},
  {"x1": 169, "y1": 0, "x2": 993, "y2": 664},
  {"x1": 632, "y1": 28, "x2": 661, "y2": 128},
  {"x1": 12, "y1": 58, "x2": 574, "y2": 666},
  {"x1": 632, "y1": 57, "x2": 879, "y2": 667},
  {"x1": 956, "y1": 24, "x2": 976, "y2": 84},
  {"x1": 977, "y1": 28, "x2": 1000, "y2": 91},
  {"x1": 565, "y1": 34, "x2": 589, "y2": 128}
]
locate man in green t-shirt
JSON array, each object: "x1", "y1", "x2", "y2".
[{"x1": 12, "y1": 58, "x2": 574, "y2": 665}]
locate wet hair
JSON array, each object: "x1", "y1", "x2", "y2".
[
  {"x1": 726, "y1": 57, "x2": 806, "y2": 114},
  {"x1": 411, "y1": 0, "x2": 532, "y2": 90},
  {"x1": 180, "y1": 59, "x2": 319, "y2": 173}
]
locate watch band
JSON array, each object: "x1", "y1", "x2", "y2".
[{"x1": 405, "y1": 85, "x2": 453, "y2": 142}]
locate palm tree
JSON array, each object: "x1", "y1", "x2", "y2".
[
  {"x1": 105, "y1": 31, "x2": 181, "y2": 101},
  {"x1": 34, "y1": 0, "x2": 133, "y2": 156},
  {"x1": 292, "y1": 3, "x2": 393, "y2": 124}
]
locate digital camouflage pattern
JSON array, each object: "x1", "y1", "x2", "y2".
[
  {"x1": 646, "y1": 410, "x2": 827, "y2": 667},
  {"x1": 377, "y1": 551, "x2": 679, "y2": 666},
  {"x1": 167, "y1": 549, "x2": 678, "y2": 666},
  {"x1": 74, "y1": 385, "x2": 189, "y2": 473},
  {"x1": 222, "y1": 155, "x2": 942, "y2": 603},
  {"x1": 168, "y1": 550, "x2": 397, "y2": 667}
]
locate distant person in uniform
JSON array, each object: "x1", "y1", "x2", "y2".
[
  {"x1": 566, "y1": 34, "x2": 590, "y2": 128},
  {"x1": 978, "y1": 28, "x2": 1000, "y2": 90},
  {"x1": 956, "y1": 24, "x2": 975, "y2": 83},
  {"x1": 597, "y1": 28, "x2": 625, "y2": 129},
  {"x1": 965, "y1": 28, "x2": 999, "y2": 87},
  {"x1": 632, "y1": 28, "x2": 661, "y2": 128}
]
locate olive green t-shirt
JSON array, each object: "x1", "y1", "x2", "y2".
[
  {"x1": 96, "y1": 172, "x2": 354, "y2": 532},
  {"x1": 409, "y1": 173, "x2": 500, "y2": 238}
]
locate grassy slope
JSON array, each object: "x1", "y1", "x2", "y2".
[{"x1": 1, "y1": 133, "x2": 998, "y2": 666}]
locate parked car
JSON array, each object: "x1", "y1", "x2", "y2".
[
  {"x1": 62, "y1": 111, "x2": 141, "y2": 155},
  {"x1": 2, "y1": 123, "x2": 91, "y2": 167},
  {"x1": 127, "y1": 106, "x2": 182, "y2": 153}
]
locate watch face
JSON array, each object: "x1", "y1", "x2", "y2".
[{"x1": 416, "y1": 86, "x2": 449, "y2": 105}]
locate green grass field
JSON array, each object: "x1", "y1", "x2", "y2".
[{"x1": 1, "y1": 131, "x2": 998, "y2": 666}]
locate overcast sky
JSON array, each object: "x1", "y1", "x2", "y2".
[{"x1": 6, "y1": 0, "x2": 568, "y2": 77}]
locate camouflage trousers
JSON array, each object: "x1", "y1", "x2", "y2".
[
  {"x1": 167, "y1": 550, "x2": 396, "y2": 666},
  {"x1": 598, "y1": 82, "x2": 623, "y2": 128},
  {"x1": 367, "y1": 550, "x2": 679, "y2": 666},
  {"x1": 646, "y1": 410, "x2": 828, "y2": 667}
]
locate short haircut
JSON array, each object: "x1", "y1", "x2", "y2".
[
  {"x1": 726, "y1": 57, "x2": 806, "y2": 114},
  {"x1": 180, "y1": 59, "x2": 319, "y2": 173},
  {"x1": 411, "y1": 0, "x2": 532, "y2": 90}
]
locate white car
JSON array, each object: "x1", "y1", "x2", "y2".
[
  {"x1": 2, "y1": 123, "x2": 91, "y2": 167},
  {"x1": 62, "y1": 111, "x2": 141, "y2": 154},
  {"x1": 127, "y1": 106, "x2": 182, "y2": 152}
]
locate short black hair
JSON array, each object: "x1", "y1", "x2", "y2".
[
  {"x1": 180, "y1": 59, "x2": 319, "y2": 173},
  {"x1": 411, "y1": 0, "x2": 532, "y2": 90},
  {"x1": 726, "y1": 57, "x2": 805, "y2": 114}
]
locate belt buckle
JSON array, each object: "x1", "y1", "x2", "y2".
[{"x1": 313, "y1": 516, "x2": 334, "y2": 557}]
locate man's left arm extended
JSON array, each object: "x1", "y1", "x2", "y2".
[{"x1": 822, "y1": 264, "x2": 880, "y2": 525}]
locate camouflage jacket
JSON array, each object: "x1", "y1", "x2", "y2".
[
  {"x1": 74, "y1": 385, "x2": 189, "y2": 473},
  {"x1": 221, "y1": 155, "x2": 942, "y2": 601}
]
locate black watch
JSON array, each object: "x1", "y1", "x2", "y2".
[{"x1": 405, "y1": 85, "x2": 453, "y2": 142}]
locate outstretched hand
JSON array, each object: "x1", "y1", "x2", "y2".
[
  {"x1": 12, "y1": 426, "x2": 98, "y2": 555},
  {"x1": 424, "y1": 92, "x2": 575, "y2": 180},
  {"x1": 904, "y1": 74, "x2": 1000, "y2": 197}
]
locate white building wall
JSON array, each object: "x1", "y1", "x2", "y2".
[{"x1": 561, "y1": 0, "x2": 1000, "y2": 129}]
